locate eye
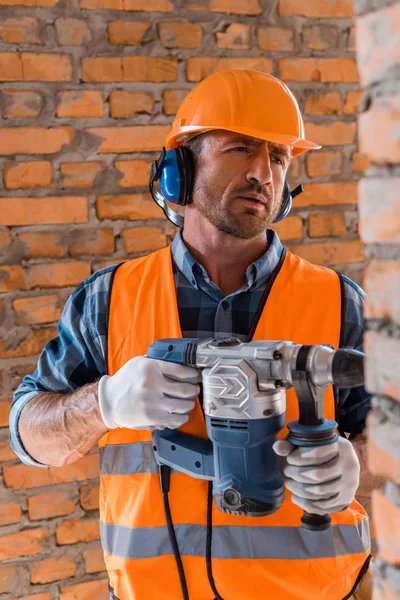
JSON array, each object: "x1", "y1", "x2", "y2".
[
  {"x1": 230, "y1": 146, "x2": 251, "y2": 153},
  {"x1": 271, "y1": 155, "x2": 284, "y2": 166}
]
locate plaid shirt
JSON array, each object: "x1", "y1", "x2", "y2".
[{"x1": 11, "y1": 229, "x2": 371, "y2": 466}]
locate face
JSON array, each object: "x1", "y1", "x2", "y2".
[{"x1": 187, "y1": 130, "x2": 291, "y2": 239}]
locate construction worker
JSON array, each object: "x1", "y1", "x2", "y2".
[{"x1": 11, "y1": 70, "x2": 374, "y2": 600}]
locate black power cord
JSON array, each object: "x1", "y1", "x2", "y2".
[
  {"x1": 160, "y1": 465, "x2": 190, "y2": 600},
  {"x1": 206, "y1": 481, "x2": 225, "y2": 600}
]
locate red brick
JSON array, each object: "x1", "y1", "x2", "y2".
[
  {"x1": 115, "y1": 160, "x2": 151, "y2": 187},
  {"x1": 306, "y1": 151, "x2": 343, "y2": 177},
  {"x1": 95, "y1": 259, "x2": 123, "y2": 270},
  {"x1": 55, "y1": 18, "x2": 91, "y2": 45},
  {"x1": 185, "y1": 0, "x2": 261, "y2": 14},
  {"x1": 272, "y1": 216, "x2": 302, "y2": 241},
  {"x1": 13, "y1": 295, "x2": 62, "y2": 325},
  {"x1": 4, "y1": 161, "x2": 53, "y2": 189},
  {"x1": 80, "y1": 483, "x2": 99, "y2": 510},
  {"x1": 2, "y1": 90, "x2": 42, "y2": 119},
  {"x1": 256, "y1": 26, "x2": 294, "y2": 51},
  {"x1": 343, "y1": 90, "x2": 362, "y2": 115},
  {"x1": 0, "y1": 53, "x2": 23, "y2": 80},
  {"x1": 279, "y1": 58, "x2": 358, "y2": 82},
  {"x1": 0, "y1": 401, "x2": 11, "y2": 426},
  {"x1": 82, "y1": 547, "x2": 106, "y2": 573},
  {"x1": 365, "y1": 332, "x2": 400, "y2": 403},
  {"x1": 187, "y1": 57, "x2": 273, "y2": 81},
  {"x1": 0, "y1": 127, "x2": 74, "y2": 155},
  {"x1": 17, "y1": 231, "x2": 65, "y2": 259},
  {"x1": 305, "y1": 122, "x2": 356, "y2": 146},
  {"x1": 60, "y1": 578, "x2": 109, "y2": 600},
  {"x1": 25, "y1": 261, "x2": 90, "y2": 289},
  {"x1": 289, "y1": 240, "x2": 364, "y2": 266},
  {"x1": 85, "y1": 126, "x2": 169, "y2": 153},
  {"x1": 308, "y1": 213, "x2": 346, "y2": 238},
  {"x1": 81, "y1": 0, "x2": 172, "y2": 8},
  {"x1": 0, "y1": 439, "x2": 17, "y2": 462},
  {"x1": 216, "y1": 23, "x2": 249, "y2": 49},
  {"x1": 82, "y1": 57, "x2": 177, "y2": 82},
  {"x1": 68, "y1": 228, "x2": 115, "y2": 256},
  {"x1": 0, "y1": 17, "x2": 41, "y2": 44},
  {"x1": 57, "y1": 91, "x2": 103, "y2": 118},
  {"x1": 31, "y1": 556, "x2": 76, "y2": 584},
  {"x1": 0, "y1": 565, "x2": 18, "y2": 594},
  {"x1": 304, "y1": 92, "x2": 341, "y2": 115},
  {"x1": 0, "y1": 502, "x2": 21, "y2": 526},
  {"x1": 364, "y1": 261, "x2": 400, "y2": 324},
  {"x1": 3, "y1": 454, "x2": 99, "y2": 489},
  {"x1": 0, "y1": 327, "x2": 56, "y2": 359},
  {"x1": 1, "y1": 0, "x2": 58, "y2": 4},
  {"x1": 121, "y1": 226, "x2": 167, "y2": 253},
  {"x1": 96, "y1": 194, "x2": 164, "y2": 221},
  {"x1": 0, "y1": 529, "x2": 49, "y2": 561},
  {"x1": 0, "y1": 266, "x2": 26, "y2": 293},
  {"x1": 0, "y1": 197, "x2": 88, "y2": 226},
  {"x1": 22, "y1": 52, "x2": 73, "y2": 82},
  {"x1": 17, "y1": 594, "x2": 51, "y2": 600},
  {"x1": 108, "y1": 20, "x2": 151, "y2": 45},
  {"x1": 359, "y1": 95, "x2": 400, "y2": 164},
  {"x1": 28, "y1": 490, "x2": 76, "y2": 520},
  {"x1": 56, "y1": 519, "x2": 100, "y2": 545},
  {"x1": 278, "y1": 0, "x2": 353, "y2": 17},
  {"x1": 293, "y1": 182, "x2": 357, "y2": 208},
  {"x1": 81, "y1": 57, "x2": 122, "y2": 82},
  {"x1": 302, "y1": 25, "x2": 339, "y2": 51},
  {"x1": 357, "y1": 4, "x2": 400, "y2": 87},
  {"x1": 61, "y1": 162, "x2": 105, "y2": 188},
  {"x1": 158, "y1": 22, "x2": 203, "y2": 48},
  {"x1": 162, "y1": 89, "x2": 188, "y2": 115},
  {"x1": 351, "y1": 152, "x2": 373, "y2": 173},
  {"x1": 372, "y1": 489, "x2": 400, "y2": 565},
  {"x1": 0, "y1": 228, "x2": 12, "y2": 253},
  {"x1": 359, "y1": 177, "x2": 400, "y2": 243},
  {"x1": 109, "y1": 91, "x2": 154, "y2": 118}
]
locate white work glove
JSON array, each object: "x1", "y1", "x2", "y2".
[
  {"x1": 98, "y1": 356, "x2": 201, "y2": 430},
  {"x1": 272, "y1": 437, "x2": 360, "y2": 515}
]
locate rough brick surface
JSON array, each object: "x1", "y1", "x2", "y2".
[
  {"x1": 30, "y1": 556, "x2": 77, "y2": 584},
  {"x1": 4, "y1": 161, "x2": 53, "y2": 190}
]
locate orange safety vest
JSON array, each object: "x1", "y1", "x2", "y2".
[{"x1": 99, "y1": 246, "x2": 371, "y2": 600}]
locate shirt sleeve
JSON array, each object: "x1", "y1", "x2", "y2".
[
  {"x1": 336, "y1": 274, "x2": 372, "y2": 437},
  {"x1": 10, "y1": 265, "x2": 118, "y2": 467}
]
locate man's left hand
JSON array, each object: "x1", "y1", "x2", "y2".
[{"x1": 273, "y1": 437, "x2": 360, "y2": 515}]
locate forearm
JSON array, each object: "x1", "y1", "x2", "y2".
[
  {"x1": 18, "y1": 382, "x2": 108, "y2": 468},
  {"x1": 351, "y1": 434, "x2": 385, "y2": 499}
]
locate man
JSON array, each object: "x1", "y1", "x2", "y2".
[{"x1": 11, "y1": 70, "x2": 372, "y2": 600}]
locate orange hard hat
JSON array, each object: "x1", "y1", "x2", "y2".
[{"x1": 166, "y1": 70, "x2": 321, "y2": 157}]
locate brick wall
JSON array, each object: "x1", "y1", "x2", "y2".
[
  {"x1": 0, "y1": 0, "x2": 365, "y2": 598},
  {"x1": 355, "y1": 0, "x2": 400, "y2": 598}
]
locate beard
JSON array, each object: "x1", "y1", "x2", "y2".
[{"x1": 193, "y1": 180, "x2": 282, "y2": 240}]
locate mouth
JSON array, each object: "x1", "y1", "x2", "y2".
[{"x1": 237, "y1": 195, "x2": 267, "y2": 207}]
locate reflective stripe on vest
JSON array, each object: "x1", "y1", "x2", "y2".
[
  {"x1": 100, "y1": 518, "x2": 370, "y2": 561},
  {"x1": 101, "y1": 245, "x2": 371, "y2": 600}
]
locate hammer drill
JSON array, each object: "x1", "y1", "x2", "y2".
[{"x1": 148, "y1": 337, "x2": 364, "y2": 531}]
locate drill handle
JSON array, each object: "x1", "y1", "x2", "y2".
[{"x1": 147, "y1": 338, "x2": 200, "y2": 366}]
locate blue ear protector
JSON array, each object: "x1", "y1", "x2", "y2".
[{"x1": 149, "y1": 147, "x2": 303, "y2": 227}]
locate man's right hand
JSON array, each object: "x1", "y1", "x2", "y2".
[{"x1": 98, "y1": 356, "x2": 201, "y2": 430}]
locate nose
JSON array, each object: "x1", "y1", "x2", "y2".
[{"x1": 245, "y1": 145, "x2": 273, "y2": 187}]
